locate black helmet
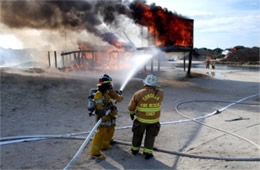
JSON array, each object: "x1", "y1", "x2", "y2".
[
  {"x1": 97, "y1": 77, "x2": 111, "y2": 93},
  {"x1": 100, "y1": 74, "x2": 113, "y2": 89},
  {"x1": 97, "y1": 76, "x2": 110, "y2": 86},
  {"x1": 103, "y1": 74, "x2": 112, "y2": 81}
]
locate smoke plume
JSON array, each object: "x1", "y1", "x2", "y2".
[{"x1": 0, "y1": 0, "x2": 131, "y2": 48}]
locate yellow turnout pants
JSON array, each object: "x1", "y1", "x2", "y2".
[{"x1": 90, "y1": 125, "x2": 115, "y2": 156}]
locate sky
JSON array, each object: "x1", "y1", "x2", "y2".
[
  {"x1": 0, "y1": 0, "x2": 259, "y2": 50},
  {"x1": 147, "y1": 0, "x2": 260, "y2": 49}
]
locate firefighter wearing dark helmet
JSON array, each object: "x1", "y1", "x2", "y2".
[
  {"x1": 90, "y1": 76, "x2": 118, "y2": 160},
  {"x1": 128, "y1": 74, "x2": 164, "y2": 160},
  {"x1": 102, "y1": 74, "x2": 124, "y2": 144}
]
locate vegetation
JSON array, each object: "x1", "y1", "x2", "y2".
[{"x1": 193, "y1": 46, "x2": 259, "y2": 65}]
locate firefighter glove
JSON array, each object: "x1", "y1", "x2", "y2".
[
  {"x1": 89, "y1": 112, "x2": 94, "y2": 117},
  {"x1": 130, "y1": 114, "x2": 135, "y2": 120},
  {"x1": 110, "y1": 105, "x2": 117, "y2": 111}
]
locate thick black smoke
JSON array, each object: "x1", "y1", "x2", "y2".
[
  {"x1": 0, "y1": 0, "x2": 132, "y2": 47},
  {"x1": 1, "y1": 0, "x2": 186, "y2": 48}
]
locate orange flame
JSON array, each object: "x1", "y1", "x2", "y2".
[
  {"x1": 130, "y1": 2, "x2": 193, "y2": 47},
  {"x1": 76, "y1": 41, "x2": 131, "y2": 71}
]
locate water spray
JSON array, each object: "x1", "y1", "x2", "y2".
[{"x1": 119, "y1": 53, "x2": 153, "y2": 91}]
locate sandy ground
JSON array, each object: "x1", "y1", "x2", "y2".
[{"x1": 0, "y1": 63, "x2": 260, "y2": 170}]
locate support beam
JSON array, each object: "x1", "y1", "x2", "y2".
[
  {"x1": 184, "y1": 56, "x2": 186, "y2": 71},
  {"x1": 62, "y1": 55, "x2": 65, "y2": 68},
  {"x1": 187, "y1": 50, "x2": 193, "y2": 76},
  {"x1": 48, "y1": 51, "x2": 51, "y2": 67},
  {"x1": 54, "y1": 51, "x2": 57, "y2": 69}
]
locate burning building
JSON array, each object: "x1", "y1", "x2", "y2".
[
  {"x1": 130, "y1": 2, "x2": 193, "y2": 48},
  {"x1": 1, "y1": 0, "x2": 194, "y2": 74}
]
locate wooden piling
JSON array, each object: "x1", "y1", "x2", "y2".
[
  {"x1": 48, "y1": 51, "x2": 51, "y2": 67},
  {"x1": 184, "y1": 56, "x2": 186, "y2": 71},
  {"x1": 187, "y1": 51, "x2": 193, "y2": 76},
  {"x1": 54, "y1": 51, "x2": 57, "y2": 69},
  {"x1": 62, "y1": 55, "x2": 65, "y2": 68}
]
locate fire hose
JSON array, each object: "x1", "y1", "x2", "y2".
[
  {"x1": 175, "y1": 94, "x2": 260, "y2": 149},
  {"x1": 64, "y1": 109, "x2": 111, "y2": 170},
  {"x1": 0, "y1": 94, "x2": 260, "y2": 168},
  {"x1": 112, "y1": 139, "x2": 260, "y2": 161}
]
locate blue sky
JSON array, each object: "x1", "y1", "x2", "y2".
[{"x1": 147, "y1": 0, "x2": 260, "y2": 49}]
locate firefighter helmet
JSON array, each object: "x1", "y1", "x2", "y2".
[
  {"x1": 97, "y1": 76, "x2": 110, "y2": 87},
  {"x1": 97, "y1": 77, "x2": 111, "y2": 93},
  {"x1": 143, "y1": 74, "x2": 159, "y2": 87},
  {"x1": 101, "y1": 74, "x2": 113, "y2": 89},
  {"x1": 103, "y1": 74, "x2": 112, "y2": 81}
]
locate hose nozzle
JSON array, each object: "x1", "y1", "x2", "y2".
[{"x1": 116, "y1": 90, "x2": 123, "y2": 95}]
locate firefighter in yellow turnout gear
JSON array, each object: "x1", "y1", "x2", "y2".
[
  {"x1": 90, "y1": 75, "x2": 123, "y2": 160},
  {"x1": 102, "y1": 74, "x2": 123, "y2": 145},
  {"x1": 128, "y1": 74, "x2": 164, "y2": 160}
]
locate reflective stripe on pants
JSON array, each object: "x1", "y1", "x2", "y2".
[
  {"x1": 131, "y1": 145, "x2": 140, "y2": 151},
  {"x1": 143, "y1": 148, "x2": 153, "y2": 154},
  {"x1": 131, "y1": 120, "x2": 160, "y2": 154}
]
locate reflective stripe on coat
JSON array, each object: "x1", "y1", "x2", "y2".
[{"x1": 128, "y1": 86, "x2": 164, "y2": 124}]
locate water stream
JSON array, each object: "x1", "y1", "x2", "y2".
[{"x1": 119, "y1": 54, "x2": 153, "y2": 91}]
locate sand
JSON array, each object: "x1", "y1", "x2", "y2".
[{"x1": 0, "y1": 64, "x2": 259, "y2": 170}]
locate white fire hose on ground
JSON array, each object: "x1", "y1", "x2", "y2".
[
  {"x1": 0, "y1": 94, "x2": 260, "y2": 167},
  {"x1": 63, "y1": 109, "x2": 111, "y2": 170}
]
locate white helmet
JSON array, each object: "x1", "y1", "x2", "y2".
[{"x1": 143, "y1": 74, "x2": 159, "y2": 87}]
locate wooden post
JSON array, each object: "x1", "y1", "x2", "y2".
[
  {"x1": 54, "y1": 51, "x2": 57, "y2": 69},
  {"x1": 48, "y1": 51, "x2": 51, "y2": 67},
  {"x1": 62, "y1": 55, "x2": 65, "y2": 68},
  {"x1": 184, "y1": 56, "x2": 186, "y2": 71},
  {"x1": 74, "y1": 53, "x2": 77, "y2": 66},
  {"x1": 78, "y1": 52, "x2": 80, "y2": 65},
  {"x1": 187, "y1": 50, "x2": 193, "y2": 76},
  {"x1": 82, "y1": 52, "x2": 86, "y2": 68}
]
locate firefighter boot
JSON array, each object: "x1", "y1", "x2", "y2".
[
  {"x1": 131, "y1": 149, "x2": 139, "y2": 155},
  {"x1": 91, "y1": 154, "x2": 106, "y2": 160},
  {"x1": 144, "y1": 152, "x2": 153, "y2": 160}
]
